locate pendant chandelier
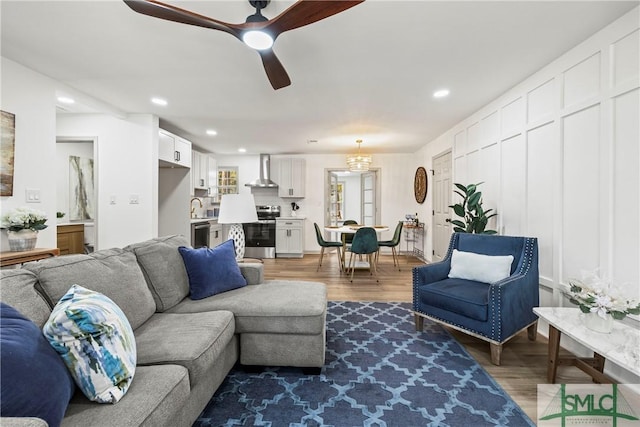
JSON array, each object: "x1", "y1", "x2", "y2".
[{"x1": 346, "y1": 139, "x2": 372, "y2": 172}]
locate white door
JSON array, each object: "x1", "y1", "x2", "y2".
[
  {"x1": 432, "y1": 151, "x2": 452, "y2": 262},
  {"x1": 361, "y1": 171, "x2": 376, "y2": 226},
  {"x1": 326, "y1": 172, "x2": 339, "y2": 226}
]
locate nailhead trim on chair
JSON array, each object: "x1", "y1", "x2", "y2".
[{"x1": 415, "y1": 235, "x2": 537, "y2": 343}]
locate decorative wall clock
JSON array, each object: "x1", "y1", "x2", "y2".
[{"x1": 414, "y1": 167, "x2": 428, "y2": 204}]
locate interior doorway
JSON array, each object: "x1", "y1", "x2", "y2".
[
  {"x1": 432, "y1": 150, "x2": 452, "y2": 262},
  {"x1": 325, "y1": 169, "x2": 380, "y2": 226},
  {"x1": 56, "y1": 137, "x2": 98, "y2": 252}
]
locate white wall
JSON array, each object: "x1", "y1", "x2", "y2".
[
  {"x1": 420, "y1": 8, "x2": 640, "y2": 382},
  {"x1": 57, "y1": 114, "x2": 159, "y2": 249},
  {"x1": 342, "y1": 174, "x2": 361, "y2": 222},
  {"x1": 0, "y1": 59, "x2": 58, "y2": 250}
]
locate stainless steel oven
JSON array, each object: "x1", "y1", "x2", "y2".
[
  {"x1": 243, "y1": 205, "x2": 279, "y2": 258},
  {"x1": 191, "y1": 221, "x2": 210, "y2": 249}
]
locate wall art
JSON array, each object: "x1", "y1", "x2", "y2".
[
  {"x1": 0, "y1": 110, "x2": 16, "y2": 196},
  {"x1": 69, "y1": 155, "x2": 95, "y2": 220}
]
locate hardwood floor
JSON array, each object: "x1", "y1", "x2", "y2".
[{"x1": 261, "y1": 252, "x2": 593, "y2": 422}]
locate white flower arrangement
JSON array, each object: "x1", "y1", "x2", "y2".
[
  {"x1": 1, "y1": 207, "x2": 48, "y2": 232},
  {"x1": 567, "y1": 270, "x2": 640, "y2": 320}
]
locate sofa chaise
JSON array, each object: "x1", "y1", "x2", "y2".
[{"x1": 1, "y1": 235, "x2": 327, "y2": 427}]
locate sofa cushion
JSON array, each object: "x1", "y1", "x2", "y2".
[
  {"x1": 124, "y1": 235, "x2": 191, "y2": 312},
  {"x1": 418, "y1": 278, "x2": 491, "y2": 321},
  {"x1": 0, "y1": 269, "x2": 51, "y2": 328},
  {"x1": 0, "y1": 303, "x2": 75, "y2": 426},
  {"x1": 23, "y1": 248, "x2": 156, "y2": 330},
  {"x1": 43, "y1": 285, "x2": 137, "y2": 404},
  {"x1": 178, "y1": 240, "x2": 247, "y2": 300},
  {"x1": 448, "y1": 249, "x2": 514, "y2": 284},
  {"x1": 62, "y1": 365, "x2": 190, "y2": 427},
  {"x1": 168, "y1": 280, "x2": 327, "y2": 335},
  {"x1": 134, "y1": 311, "x2": 235, "y2": 388}
]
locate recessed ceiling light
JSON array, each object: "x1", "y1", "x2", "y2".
[
  {"x1": 151, "y1": 97, "x2": 168, "y2": 106},
  {"x1": 57, "y1": 96, "x2": 75, "y2": 104},
  {"x1": 206, "y1": 129, "x2": 218, "y2": 136},
  {"x1": 433, "y1": 89, "x2": 450, "y2": 98},
  {"x1": 238, "y1": 148, "x2": 247, "y2": 153}
]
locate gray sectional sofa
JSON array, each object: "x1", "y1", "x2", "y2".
[{"x1": 1, "y1": 235, "x2": 327, "y2": 427}]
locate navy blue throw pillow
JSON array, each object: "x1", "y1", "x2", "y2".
[
  {"x1": 178, "y1": 240, "x2": 247, "y2": 300},
  {"x1": 0, "y1": 302, "x2": 75, "y2": 426}
]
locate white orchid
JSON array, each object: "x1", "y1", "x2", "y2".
[{"x1": 567, "y1": 272, "x2": 640, "y2": 320}]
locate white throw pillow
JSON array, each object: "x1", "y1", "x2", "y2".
[{"x1": 448, "y1": 249, "x2": 514, "y2": 284}]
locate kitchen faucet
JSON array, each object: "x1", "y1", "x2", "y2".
[{"x1": 190, "y1": 197, "x2": 203, "y2": 218}]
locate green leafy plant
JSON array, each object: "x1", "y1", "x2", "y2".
[{"x1": 449, "y1": 182, "x2": 497, "y2": 234}]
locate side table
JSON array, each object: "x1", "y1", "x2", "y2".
[
  {"x1": 533, "y1": 307, "x2": 640, "y2": 384},
  {"x1": 0, "y1": 248, "x2": 60, "y2": 268}
]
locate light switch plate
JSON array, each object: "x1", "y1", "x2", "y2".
[{"x1": 25, "y1": 188, "x2": 41, "y2": 203}]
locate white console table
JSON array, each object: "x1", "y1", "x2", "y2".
[{"x1": 533, "y1": 307, "x2": 640, "y2": 383}]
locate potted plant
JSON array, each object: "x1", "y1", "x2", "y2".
[
  {"x1": 1, "y1": 206, "x2": 48, "y2": 251},
  {"x1": 448, "y1": 182, "x2": 497, "y2": 234}
]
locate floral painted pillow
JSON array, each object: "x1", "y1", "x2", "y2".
[{"x1": 43, "y1": 284, "x2": 136, "y2": 403}]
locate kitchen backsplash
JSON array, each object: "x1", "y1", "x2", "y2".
[{"x1": 190, "y1": 187, "x2": 302, "y2": 218}]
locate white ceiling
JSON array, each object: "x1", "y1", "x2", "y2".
[{"x1": 2, "y1": 1, "x2": 637, "y2": 155}]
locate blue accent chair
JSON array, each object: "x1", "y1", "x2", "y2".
[{"x1": 413, "y1": 233, "x2": 539, "y2": 365}]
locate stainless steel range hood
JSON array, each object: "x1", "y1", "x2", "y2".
[{"x1": 245, "y1": 154, "x2": 278, "y2": 188}]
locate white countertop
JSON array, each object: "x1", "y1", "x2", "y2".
[
  {"x1": 190, "y1": 218, "x2": 217, "y2": 223},
  {"x1": 277, "y1": 216, "x2": 306, "y2": 220}
]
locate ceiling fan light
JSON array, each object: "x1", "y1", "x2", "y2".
[{"x1": 242, "y1": 30, "x2": 273, "y2": 50}]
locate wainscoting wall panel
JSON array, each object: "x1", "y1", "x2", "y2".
[
  {"x1": 612, "y1": 29, "x2": 639, "y2": 87},
  {"x1": 612, "y1": 89, "x2": 639, "y2": 286},
  {"x1": 421, "y1": 7, "x2": 638, "y2": 382},
  {"x1": 526, "y1": 122, "x2": 556, "y2": 282},
  {"x1": 500, "y1": 134, "x2": 525, "y2": 237},
  {"x1": 562, "y1": 53, "x2": 601, "y2": 108},
  {"x1": 527, "y1": 78, "x2": 555, "y2": 124},
  {"x1": 562, "y1": 105, "x2": 601, "y2": 282}
]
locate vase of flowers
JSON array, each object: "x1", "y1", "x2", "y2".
[
  {"x1": 1, "y1": 207, "x2": 48, "y2": 251},
  {"x1": 566, "y1": 272, "x2": 640, "y2": 334}
]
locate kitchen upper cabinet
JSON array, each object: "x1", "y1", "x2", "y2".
[
  {"x1": 159, "y1": 129, "x2": 191, "y2": 168},
  {"x1": 275, "y1": 158, "x2": 305, "y2": 198},
  {"x1": 191, "y1": 150, "x2": 209, "y2": 193},
  {"x1": 275, "y1": 218, "x2": 304, "y2": 258}
]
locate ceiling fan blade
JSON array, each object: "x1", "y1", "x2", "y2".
[
  {"x1": 266, "y1": 0, "x2": 365, "y2": 36},
  {"x1": 258, "y1": 50, "x2": 291, "y2": 90},
  {"x1": 123, "y1": 0, "x2": 242, "y2": 38}
]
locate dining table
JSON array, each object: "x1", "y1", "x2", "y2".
[{"x1": 324, "y1": 224, "x2": 390, "y2": 271}]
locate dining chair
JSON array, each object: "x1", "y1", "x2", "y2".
[
  {"x1": 340, "y1": 219, "x2": 359, "y2": 261},
  {"x1": 376, "y1": 221, "x2": 403, "y2": 270},
  {"x1": 313, "y1": 223, "x2": 343, "y2": 272},
  {"x1": 346, "y1": 227, "x2": 379, "y2": 282}
]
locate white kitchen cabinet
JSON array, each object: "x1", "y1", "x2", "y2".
[
  {"x1": 275, "y1": 218, "x2": 304, "y2": 258},
  {"x1": 159, "y1": 129, "x2": 191, "y2": 168},
  {"x1": 207, "y1": 155, "x2": 217, "y2": 197},
  {"x1": 191, "y1": 150, "x2": 209, "y2": 193},
  {"x1": 209, "y1": 222, "x2": 223, "y2": 248},
  {"x1": 274, "y1": 158, "x2": 305, "y2": 198}
]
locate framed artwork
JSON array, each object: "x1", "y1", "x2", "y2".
[
  {"x1": 1, "y1": 110, "x2": 16, "y2": 196},
  {"x1": 69, "y1": 155, "x2": 95, "y2": 220},
  {"x1": 414, "y1": 166, "x2": 428, "y2": 204}
]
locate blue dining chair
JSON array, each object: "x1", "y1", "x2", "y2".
[
  {"x1": 346, "y1": 227, "x2": 379, "y2": 282},
  {"x1": 376, "y1": 221, "x2": 403, "y2": 270},
  {"x1": 313, "y1": 223, "x2": 343, "y2": 271}
]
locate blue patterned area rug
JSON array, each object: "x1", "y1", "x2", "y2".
[{"x1": 194, "y1": 301, "x2": 534, "y2": 427}]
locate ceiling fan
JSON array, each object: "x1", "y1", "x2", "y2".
[{"x1": 123, "y1": 0, "x2": 364, "y2": 90}]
